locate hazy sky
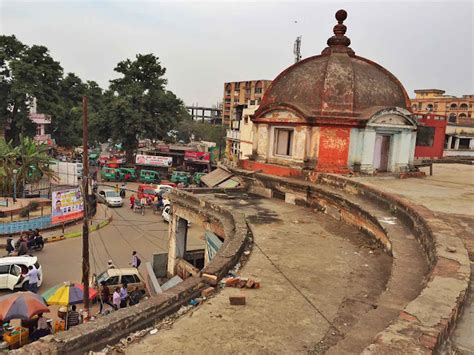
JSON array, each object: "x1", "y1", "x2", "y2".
[{"x1": 1, "y1": 0, "x2": 473, "y2": 107}]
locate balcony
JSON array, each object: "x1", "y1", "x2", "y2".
[{"x1": 226, "y1": 129, "x2": 240, "y2": 141}]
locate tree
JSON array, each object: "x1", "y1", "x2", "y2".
[
  {"x1": 0, "y1": 135, "x2": 56, "y2": 196},
  {"x1": 176, "y1": 120, "x2": 226, "y2": 148},
  {"x1": 0, "y1": 35, "x2": 63, "y2": 143},
  {"x1": 105, "y1": 54, "x2": 188, "y2": 162}
]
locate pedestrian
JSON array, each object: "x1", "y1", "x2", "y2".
[
  {"x1": 66, "y1": 305, "x2": 81, "y2": 330},
  {"x1": 120, "y1": 183, "x2": 126, "y2": 198},
  {"x1": 26, "y1": 265, "x2": 40, "y2": 293},
  {"x1": 130, "y1": 251, "x2": 141, "y2": 268},
  {"x1": 98, "y1": 281, "x2": 114, "y2": 314},
  {"x1": 107, "y1": 260, "x2": 116, "y2": 269},
  {"x1": 112, "y1": 287, "x2": 121, "y2": 311},
  {"x1": 128, "y1": 287, "x2": 142, "y2": 306},
  {"x1": 115, "y1": 183, "x2": 119, "y2": 193},
  {"x1": 120, "y1": 283, "x2": 128, "y2": 308},
  {"x1": 6, "y1": 236, "x2": 14, "y2": 255},
  {"x1": 129, "y1": 194, "x2": 136, "y2": 209},
  {"x1": 18, "y1": 236, "x2": 28, "y2": 256}
]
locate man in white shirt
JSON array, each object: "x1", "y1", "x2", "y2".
[{"x1": 26, "y1": 265, "x2": 40, "y2": 293}]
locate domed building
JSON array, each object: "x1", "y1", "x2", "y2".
[{"x1": 243, "y1": 10, "x2": 417, "y2": 176}]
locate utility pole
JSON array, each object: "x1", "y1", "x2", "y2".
[{"x1": 82, "y1": 96, "x2": 90, "y2": 315}]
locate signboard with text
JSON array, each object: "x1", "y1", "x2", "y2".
[
  {"x1": 184, "y1": 151, "x2": 210, "y2": 162},
  {"x1": 51, "y1": 188, "x2": 84, "y2": 224},
  {"x1": 135, "y1": 154, "x2": 173, "y2": 167}
]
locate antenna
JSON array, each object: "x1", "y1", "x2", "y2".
[{"x1": 293, "y1": 36, "x2": 302, "y2": 63}]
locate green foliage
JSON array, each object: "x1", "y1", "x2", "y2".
[
  {"x1": 103, "y1": 54, "x2": 189, "y2": 161},
  {"x1": 176, "y1": 120, "x2": 226, "y2": 148},
  {"x1": 0, "y1": 35, "x2": 63, "y2": 143},
  {"x1": 0, "y1": 135, "x2": 56, "y2": 196}
]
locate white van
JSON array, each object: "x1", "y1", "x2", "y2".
[{"x1": 0, "y1": 256, "x2": 43, "y2": 291}]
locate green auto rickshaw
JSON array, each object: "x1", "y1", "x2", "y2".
[
  {"x1": 170, "y1": 171, "x2": 192, "y2": 185},
  {"x1": 100, "y1": 167, "x2": 122, "y2": 182},
  {"x1": 118, "y1": 167, "x2": 138, "y2": 181},
  {"x1": 138, "y1": 169, "x2": 161, "y2": 184},
  {"x1": 193, "y1": 172, "x2": 207, "y2": 185}
]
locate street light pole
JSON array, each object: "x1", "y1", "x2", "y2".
[
  {"x1": 12, "y1": 169, "x2": 18, "y2": 203},
  {"x1": 82, "y1": 96, "x2": 90, "y2": 316}
]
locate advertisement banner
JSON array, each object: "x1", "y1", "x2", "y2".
[
  {"x1": 184, "y1": 151, "x2": 210, "y2": 162},
  {"x1": 135, "y1": 154, "x2": 172, "y2": 167},
  {"x1": 51, "y1": 188, "x2": 84, "y2": 224}
]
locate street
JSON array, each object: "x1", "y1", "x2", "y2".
[{"x1": 1, "y1": 184, "x2": 205, "y2": 296}]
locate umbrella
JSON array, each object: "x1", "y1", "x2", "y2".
[
  {"x1": 0, "y1": 291, "x2": 49, "y2": 322},
  {"x1": 42, "y1": 282, "x2": 98, "y2": 306}
]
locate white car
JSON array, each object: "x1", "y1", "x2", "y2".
[
  {"x1": 162, "y1": 205, "x2": 190, "y2": 226},
  {"x1": 0, "y1": 256, "x2": 43, "y2": 291},
  {"x1": 155, "y1": 184, "x2": 174, "y2": 196},
  {"x1": 98, "y1": 189, "x2": 123, "y2": 207}
]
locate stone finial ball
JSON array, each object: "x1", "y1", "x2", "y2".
[{"x1": 336, "y1": 9, "x2": 347, "y2": 22}]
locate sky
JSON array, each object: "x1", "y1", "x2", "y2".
[{"x1": 1, "y1": 0, "x2": 473, "y2": 107}]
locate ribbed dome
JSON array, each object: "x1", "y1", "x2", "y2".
[{"x1": 255, "y1": 10, "x2": 411, "y2": 121}]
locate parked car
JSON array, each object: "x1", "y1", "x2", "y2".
[
  {"x1": 93, "y1": 268, "x2": 146, "y2": 295},
  {"x1": 0, "y1": 256, "x2": 43, "y2": 291},
  {"x1": 138, "y1": 169, "x2": 161, "y2": 184},
  {"x1": 137, "y1": 184, "x2": 159, "y2": 200},
  {"x1": 170, "y1": 171, "x2": 192, "y2": 185},
  {"x1": 155, "y1": 184, "x2": 174, "y2": 197},
  {"x1": 98, "y1": 189, "x2": 123, "y2": 207},
  {"x1": 162, "y1": 205, "x2": 190, "y2": 226},
  {"x1": 100, "y1": 167, "x2": 123, "y2": 182}
]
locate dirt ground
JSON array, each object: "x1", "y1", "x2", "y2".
[{"x1": 125, "y1": 196, "x2": 392, "y2": 354}]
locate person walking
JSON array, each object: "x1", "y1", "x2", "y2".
[
  {"x1": 26, "y1": 265, "x2": 40, "y2": 293},
  {"x1": 18, "y1": 237, "x2": 28, "y2": 256},
  {"x1": 129, "y1": 194, "x2": 136, "y2": 209},
  {"x1": 119, "y1": 283, "x2": 128, "y2": 308},
  {"x1": 130, "y1": 251, "x2": 141, "y2": 268},
  {"x1": 114, "y1": 184, "x2": 119, "y2": 193},
  {"x1": 120, "y1": 183, "x2": 126, "y2": 198},
  {"x1": 107, "y1": 260, "x2": 116, "y2": 269},
  {"x1": 98, "y1": 282, "x2": 114, "y2": 314},
  {"x1": 112, "y1": 287, "x2": 121, "y2": 311}
]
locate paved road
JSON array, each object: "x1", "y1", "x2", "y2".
[{"x1": 1, "y1": 184, "x2": 204, "y2": 296}]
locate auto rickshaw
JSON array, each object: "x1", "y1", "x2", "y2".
[
  {"x1": 170, "y1": 171, "x2": 192, "y2": 185},
  {"x1": 118, "y1": 167, "x2": 138, "y2": 181},
  {"x1": 100, "y1": 167, "x2": 122, "y2": 181},
  {"x1": 139, "y1": 169, "x2": 161, "y2": 184},
  {"x1": 193, "y1": 172, "x2": 207, "y2": 185}
]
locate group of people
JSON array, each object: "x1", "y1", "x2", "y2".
[
  {"x1": 5, "y1": 229, "x2": 44, "y2": 256},
  {"x1": 129, "y1": 193, "x2": 164, "y2": 213},
  {"x1": 98, "y1": 282, "x2": 143, "y2": 314}
]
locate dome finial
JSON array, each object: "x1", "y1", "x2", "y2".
[{"x1": 323, "y1": 9, "x2": 354, "y2": 55}]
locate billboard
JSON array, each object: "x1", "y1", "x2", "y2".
[
  {"x1": 184, "y1": 151, "x2": 210, "y2": 162},
  {"x1": 135, "y1": 154, "x2": 172, "y2": 167},
  {"x1": 51, "y1": 188, "x2": 84, "y2": 224}
]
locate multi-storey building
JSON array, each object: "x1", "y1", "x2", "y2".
[
  {"x1": 411, "y1": 89, "x2": 474, "y2": 157},
  {"x1": 223, "y1": 80, "x2": 271, "y2": 160},
  {"x1": 410, "y1": 89, "x2": 474, "y2": 124}
]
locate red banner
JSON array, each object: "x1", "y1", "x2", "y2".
[{"x1": 184, "y1": 151, "x2": 210, "y2": 162}]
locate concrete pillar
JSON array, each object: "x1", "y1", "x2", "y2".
[
  {"x1": 454, "y1": 137, "x2": 460, "y2": 150},
  {"x1": 256, "y1": 124, "x2": 269, "y2": 159},
  {"x1": 469, "y1": 138, "x2": 474, "y2": 150},
  {"x1": 360, "y1": 129, "x2": 376, "y2": 173},
  {"x1": 447, "y1": 135, "x2": 453, "y2": 149},
  {"x1": 293, "y1": 126, "x2": 308, "y2": 161},
  {"x1": 167, "y1": 210, "x2": 188, "y2": 277}
]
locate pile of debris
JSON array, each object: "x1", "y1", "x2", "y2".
[{"x1": 221, "y1": 276, "x2": 260, "y2": 289}]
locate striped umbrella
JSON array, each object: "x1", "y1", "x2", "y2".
[
  {"x1": 42, "y1": 282, "x2": 98, "y2": 306},
  {"x1": 0, "y1": 291, "x2": 49, "y2": 322}
]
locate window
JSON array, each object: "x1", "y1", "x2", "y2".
[
  {"x1": 448, "y1": 113, "x2": 457, "y2": 123},
  {"x1": 459, "y1": 138, "x2": 470, "y2": 149},
  {"x1": 0, "y1": 265, "x2": 9, "y2": 274},
  {"x1": 255, "y1": 88, "x2": 263, "y2": 94},
  {"x1": 105, "y1": 276, "x2": 119, "y2": 285},
  {"x1": 274, "y1": 128, "x2": 293, "y2": 156},
  {"x1": 122, "y1": 274, "x2": 139, "y2": 284},
  {"x1": 416, "y1": 126, "x2": 435, "y2": 147},
  {"x1": 426, "y1": 103, "x2": 434, "y2": 111}
]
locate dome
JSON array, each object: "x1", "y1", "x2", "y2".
[{"x1": 255, "y1": 10, "x2": 411, "y2": 122}]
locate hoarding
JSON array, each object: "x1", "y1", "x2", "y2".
[
  {"x1": 184, "y1": 151, "x2": 210, "y2": 162},
  {"x1": 51, "y1": 188, "x2": 84, "y2": 224},
  {"x1": 135, "y1": 154, "x2": 172, "y2": 167}
]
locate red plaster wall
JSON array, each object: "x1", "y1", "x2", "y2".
[
  {"x1": 240, "y1": 160, "x2": 303, "y2": 178},
  {"x1": 414, "y1": 114, "x2": 447, "y2": 159},
  {"x1": 316, "y1": 127, "x2": 350, "y2": 173}
]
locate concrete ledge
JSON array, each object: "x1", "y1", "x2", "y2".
[{"x1": 15, "y1": 190, "x2": 250, "y2": 354}]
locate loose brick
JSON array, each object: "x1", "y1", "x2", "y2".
[
  {"x1": 229, "y1": 295, "x2": 246, "y2": 306},
  {"x1": 225, "y1": 277, "x2": 240, "y2": 287},
  {"x1": 202, "y1": 273, "x2": 218, "y2": 286},
  {"x1": 201, "y1": 287, "x2": 215, "y2": 298}
]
